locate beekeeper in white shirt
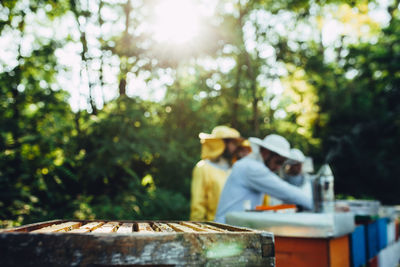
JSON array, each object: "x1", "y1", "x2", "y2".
[{"x1": 215, "y1": 134, "x2": 313, "y2": 223}]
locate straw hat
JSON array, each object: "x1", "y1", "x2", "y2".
[
  {"x1": 240, "y1": 139, "x2": 251, "y2": 148},
  {"x1": 199, "y1": 126, "x2": 241, "y2": 140},
  {"x1": 199, "y1": 126, "x2": 242, "y2": 160}
]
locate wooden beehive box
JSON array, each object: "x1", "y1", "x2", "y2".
[{"x1": 0, "y1": 220, "x2": 275, "y2": 266}]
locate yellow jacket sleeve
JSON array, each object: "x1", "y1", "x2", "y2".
[
  {"x1": 190, "y1": 160, "x2": 230, "y2": 221},
  {"x1": 190, "y1": 164, "x2": 208, "y2": 221}
]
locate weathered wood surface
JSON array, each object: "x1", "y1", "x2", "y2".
[
  {"x1": 136, "y1": 222, "x2": 155, "y2": 233},
  {"x1": 206, "y1": 221, "x2": 252, "y2": 232},
  {"x1": 116, "y1": 223, "x2": 133, "y2": 233},
  {"x1": 91, "y1": 221, "x2": 119, "y2": 233},
  {"x1": 180, "y1": 222, "x2": 219, "y2": 233},
  {"x1": 31, "y1": 222, "x2": 82, "y2": 233},
  {"x1": 0, "y1": 219, "x2": 63, "y2": 233},
  {"x1": 152, "y1": 222, "x2": 174, "y2": 232},
  {"x1": 168, "y1": 223, "x2": 197, "y2": 233},
  {"x1": 1, "y1": 220, "x2": 255, "y2": 234},
  {"x1": 0, "y1": 220, "x2": 275, "y2": 267},
  {"x1": 69, "y1": 222, "x2": 105, "y2": 233},
  {"x1": 193, "y1": 222, "x2": 228, "y2": 232}
]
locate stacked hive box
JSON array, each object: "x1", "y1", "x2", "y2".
[
  {"x1": 348, "y1": 203, "x2": 400, "y2": 267},
  {"x1": 0, "y1": 220, "x2": 275, "y2": 266},
  {"x1": 350, "y1": 225, "x2": 366, "y2": 267},
  {"x1": 374, "y1": 213, "x2": 400, "y2": 267},
  {"x1": 225, "y1": 211, "x2": 356, "y2": 267}
]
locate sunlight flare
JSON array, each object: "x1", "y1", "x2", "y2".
[{"x1": 151, "y1": 0, "x2": 201, "y2": 44}]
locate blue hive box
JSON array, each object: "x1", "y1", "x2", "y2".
[
  {"x1": 366, "y1": 221, "x2": 379, "y2": 259},
  {"x1": 376, "y1": 218, "x2": 388, "y2": 250},
  {"x1": 350, "y1": 225, "x2": 367, "y2": 267}
]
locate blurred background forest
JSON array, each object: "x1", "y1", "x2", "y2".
[{"x1": 1, "y1": 0, "x2": 400, "y2": 228}]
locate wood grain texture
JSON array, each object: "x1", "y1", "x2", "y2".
[
  {"x1": 31, "y1": 222, "x2": 82, "y2": 233},
  {"x1": 116, "y1": 223, "x2": 134, "y2": 233},
  {"x1": 0, "y1": 220, "x2": 63, "y2": 233},
  {"x1": 0, "y1": 220, "x2": 275, "y2": 266},
  {"x1": 275, "y1": 235, "x2": 351, "y2": 267},
  {"x1": 0, "y1": 231, "x2": 274, "y2": 266},
  {"x1": 180, "y1": 222, "x2": 218, "y2": 233},
  {"x1": 69, "y1": 222, "x2": 105, "y2": 233},
  {"x1": 205, "y1": 221, "x2": 251, "y2": 232},
  {"x1": 168, "y1": 223, "x2": 197, "y2": 233},
  {"x1": 91, "y1": 222, "x2": 119, "y2": 233},
  {"x1": 152, "y1": 222, "x2": 175, "y2": 232},
  {"x1": 329, "y1": 235, "x2": 350, "y2": 267},
  {"x1": 193, "y1": 222, "x2": 227, "y2": 232},
  {"x1": 275, "y1": 236, "x2": 328, "y2": 267},
  {"x1": 136, "y1": 222, "x2": 154, "y2": 233}
]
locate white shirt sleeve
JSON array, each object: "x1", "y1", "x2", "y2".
[{"x1": 246, "y1": 163, "x2": 313, "y2": 210}]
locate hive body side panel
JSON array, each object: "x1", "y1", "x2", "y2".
[
  {"x1": 0, "y1": 231, "x2": 274, "y2": 266},
  {"x1": 275, "y1": 236, "x2": 329, "y2": 267},
  {"x1": 328, "y1": 235, "x2": 350, "y2": 267}
]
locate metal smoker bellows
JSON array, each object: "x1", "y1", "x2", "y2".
[{"x1": 312, "y1": 164, "x2": 335, "y2": 213}]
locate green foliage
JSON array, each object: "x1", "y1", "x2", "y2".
[
  {"x1": 321, "y1": 15, "x2": 400, "y2": 204},
  {"x1": 1, "y1": 0, "x2": 400, "y2": 228},
  {"x1": 274, "y1": 3, "x2": 400, "y2": 203}
]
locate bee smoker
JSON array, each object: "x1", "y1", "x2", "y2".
[{"x1": 312, "y1": 164, "x2": 335, "y2": 213}]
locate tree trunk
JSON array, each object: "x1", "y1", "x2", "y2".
[
  {"x1": 232, "y1": 56, "x2": 241, "y2": 129},
  {"x1": 238, "y1": 6, "x2": 260, "y2": 136},
  {"x1": 98, "y1": 0, "x2": 106, "y2": 105},
  {"x1": 119, "y1": 77, "x2": 127, "y2": 96},
  {"x1": 72, "y1": 2, "x2": 98, "y2": 114},
  {"x1": 118, "y1": 0, "x2": 131, "y2": 98}
]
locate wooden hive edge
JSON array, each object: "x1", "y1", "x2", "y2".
[
  {"x1": 0, "y1": 220, "x2": 266, "y2": 234},
  {"x1": 0, "y1": 219, "x2": 66, "y2": 233}
]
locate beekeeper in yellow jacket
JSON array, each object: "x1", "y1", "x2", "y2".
[{"x1": 190, "y1": 126, "x2": 244, "y2": 221}]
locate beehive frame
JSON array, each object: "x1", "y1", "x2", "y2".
[{"x1": 0, "y1": 219, "x2": 275, "y2": 266}]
